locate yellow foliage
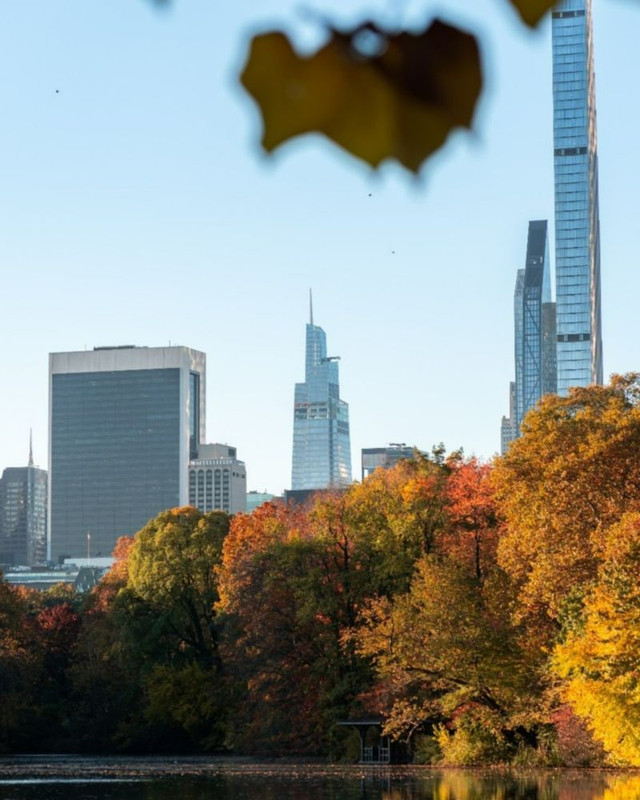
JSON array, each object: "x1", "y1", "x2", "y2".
[
  {"x1": 493, "y1": 375, "x2": 640, "y2": 619},
  {"x1": 553, "y1": 512, "x2": 640, "y2": 765}
]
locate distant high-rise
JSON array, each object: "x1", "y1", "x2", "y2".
[
  {"x1": 0, "y1": 437, "x2": 47, "y2": 566},
  {"x1": 188, "y1": 443, "x2": 247, "y2": 515},
  {"x1": 517, "y1": 221, "x2": 557, "y2": 431},
  {"x1": 49, "y1": 346, "x2": 205, "y2": 563},
  {"x1": 552, "y1": 0, "x2": 602, "y2": 393},
  {"x1": 246, "y1": 490, "x2": 276, "y2": 513},
  {"x1": 502, "y1": 222, "x2": 557, "y2": 449},
  {"x1": 291, "y1": 295, "x2": 351, "y2": 490},
  {"x1": 513, "y1": 269, "x2": 525, "y2": 429},
  {"x1": 361, "y1": 444, "x2": 421, "y2": 481},
  {"x1": 500, "y1": 382, "x2": 517, "y2": 455}
]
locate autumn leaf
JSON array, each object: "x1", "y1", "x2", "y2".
[
  {"x1": 240, "y1": 20, "x2": 482, "y2": 174},
  {"x1": 506, "y1": 0, "x2": 558, "y2": 27}
]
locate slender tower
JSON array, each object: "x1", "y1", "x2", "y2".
[
  {"x1": 552, "y1": 0, "x2": 602, "y2": 393},
  {"x1": 518, "y1": 221, "x2": 557, "y2": 431},
  {"x1": 291, "y1": 294, "x2": 351, "y2": 490}
]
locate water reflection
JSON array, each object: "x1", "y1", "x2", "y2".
[{"x1": 0, "y1": 767, "x2": 638, "y2": 800}]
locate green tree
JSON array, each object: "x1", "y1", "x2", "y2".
[{"x1": 127, "y1": 506, "x2": 229, "y2": 668}]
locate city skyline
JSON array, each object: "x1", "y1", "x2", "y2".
[{"x1": 1, "y1": 1, "x2": 639, "y2": 494}]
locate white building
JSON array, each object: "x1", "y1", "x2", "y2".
[{"x1": 189, "y1": 444, "x2": 246, "y2": 515}]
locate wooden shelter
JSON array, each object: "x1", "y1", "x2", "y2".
[{"x1": 337, "y1": 718, "x2": 404, "y2": 764}]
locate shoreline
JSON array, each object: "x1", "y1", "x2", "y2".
[{"x1": 0, "y1": 756, "x2": 635, "y2": 780}]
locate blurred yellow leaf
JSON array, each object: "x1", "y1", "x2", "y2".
[
  {"x1": 506, "y1": 0, "x2": 558, "y2": 27},
  {"x1": 240, "y1": 21, "x2": 482, "y2": 174}
]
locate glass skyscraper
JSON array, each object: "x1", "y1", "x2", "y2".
[
  {"x1": 48, "y1": 345, "x2": 205, "y2": 563},
  {"x1": 291, "y1": 300, "x2": 351, "y2": 490},
  {"x1": 503, "y1": 222, "x2": 557, "y2": 447},
  {"x1": 0, "y1": 440, "x2": 47, "y2": 567},
  {"x1": 513, "y1": 269, "x2": 525, "y2": 430},
  {"x1": 517, "y1": 220, "x2": 557, "y2": 431},
  {"x1": 552, "y1": 0, "x2": 602, "y2": 394}
]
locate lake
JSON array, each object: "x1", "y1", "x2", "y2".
[{"x1": 0, "y1": 757, "x2": 635, "y2": 800}]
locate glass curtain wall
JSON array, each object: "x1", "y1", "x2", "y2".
[{"x1": 552, "y1": 0, "x2": 602, "y2": 393}]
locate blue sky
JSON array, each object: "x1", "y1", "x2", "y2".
[{"x1": 1, "y1": 0, "x2": 638, "y2": 495}]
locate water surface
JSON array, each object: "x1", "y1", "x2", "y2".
[{"x1": 0, "y1": 757, "x2": 636, "y2": 800}]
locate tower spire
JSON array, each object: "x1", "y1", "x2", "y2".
[
  {"x1": 28, "y1": 429, "x2": 33, "y2": 467},
  {"x1": 309, "y1": 289, "x2": 314, "y2": 326}
]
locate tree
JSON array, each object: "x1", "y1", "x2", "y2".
[
  {"x1": 127, "y1": 506, "x2": 229, "y2": 667},
  {"x1": 444, "y1": 458, "x2": 499, "y2": 581},
  {"x1": 0, "y1": 579, "x2": 38, "y2": 751},
  {"x1": 355, "y1": 555, "x2": 540, "y2": 763},
  {"x1": 553, "y1": 512, "x2": 640, "y2": 765},
  {"x1": 493, "y1": 375, "x2": 640, "y2": 620}
]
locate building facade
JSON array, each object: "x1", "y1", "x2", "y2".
[
  {"x1": 552, "y1": 0, "x2": 602, "y2": 394},
  {"x1": 513, "y1": 269, "x2": 525, "y2": 429},
  {"x1": 246, "y1": 490, "x2": 276, "y2": 513},
  {"x1": 188, "y1": 443, "x2": 247, "y2": 515},
  {"x1": 0, "y1": 447, "x2": 48, "y2": 567},
  {"x1": 361, "y1": 444, "x2": 419, "y2": 481},
  {"x1": 291, "y1": 300, "x2": 351, "y2": 490},
  {"x1": 500, "y1": 382, "x2": 518, "y2": 455},
  {"x1": 48, "y1": 345, "x2": 205, "y2": 563},
  {"x1": 517, "y1": 220, "x2": 557, "y2": 431}
]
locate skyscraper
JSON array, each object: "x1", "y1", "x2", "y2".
[
  {"x1": 0, "y1": 437, "x2": 47, "y2": 566},
  {"x1": 552, "y1": 0, "x2": 602, "y2": 394},
  {"x1": 513, "y1": 269, "x2": 525, "y2": 430},
  {"x1": 518, "y1": 220, "x2": 557, "y2": 431},
  {"x1": 49, "y1": 345, "x2": 205, "y2": 563},
  {"x1": 291, "y1": 296, "x2": 351, "y2": 490},
  {"x1": 502, "y1": 222, "x2": 557, "y2": 448}
]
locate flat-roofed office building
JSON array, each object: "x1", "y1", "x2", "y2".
[
  {"x1": 361, "y1": 444, "x2": 421, "y2": 481},
  {"x1": 48, "y1": 345, "x2": 205, "y2": 563},
  {"x1": 188, "y1": 443, "x2": 247, "y2": 515}
]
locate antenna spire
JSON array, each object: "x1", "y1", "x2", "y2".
[
  {"x1": 28, "y1": 429, "x2": 33, "y2": 467},
  {"x1": 309, "y1": 288, "x2": 314, "y2": 326}
]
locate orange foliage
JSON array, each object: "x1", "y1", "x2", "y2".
[{"x1": 444, "y1": 458, "x2": 500, "y2": 580}]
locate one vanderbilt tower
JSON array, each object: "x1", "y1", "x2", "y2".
[{"x1": 552, "y1": 0, "x2": 603, "y2": 393}]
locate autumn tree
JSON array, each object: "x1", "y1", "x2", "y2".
[
  {"x1": 493, "y1": 375, "x2": 640, "y2": 621},
  {"x1": 357, "y1": 556, "x2": 547, "y2": 765},
  {"x1": 444, "y1": 457, "x2": 499, "y2": 581},
  {"x1": 553, "y1": 512, "x2": 640, "y2": 765},
  {"x1": 0, "y1": 579, "x2": 39, "y2": 751},
  {"x1": 216, "y1": 456, "x2": 453, "y2": 755}
]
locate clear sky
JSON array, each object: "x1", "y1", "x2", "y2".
[{"x1": 1, "y1": 0, "x2": 638, "y2": 496}]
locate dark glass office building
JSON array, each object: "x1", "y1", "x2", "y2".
[
  {"x1": 0, "y1": 463, "x2": 48, "y2": 567},
  {"x1": 517, "y1": 221, "x2": 557, "y2": 431},
  {"x1": 48, "y1": 346, "x2": 205, "y2": 563},
  {"x1": 553, "y1": 0, "x2": 602, "y2": 393}
]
